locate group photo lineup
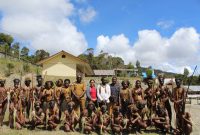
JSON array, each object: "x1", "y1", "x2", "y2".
[{"x1": 0, "y1": 0, "x2": 200, "y2": 135}]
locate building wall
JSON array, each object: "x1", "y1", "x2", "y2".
[{"x1": 42, "y1": 53, "x2": 77, "y2": 77}]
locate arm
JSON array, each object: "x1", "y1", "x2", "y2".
[
  {"x1": 79, "y1": 83, "x2": 87, "y2": 98},
  {"x1": 86, "y1": 86, "x2": 91, "y2": 100},
  {"x1": 182, "y1": 115, "x2": 193, "y2": 126},
  {"x1": 129, "y1": 89, "x2": 133, "y2": 103},
  {"x1": 105, "y1": 85, "x2": 111, "y2": 101},
  {"x1": 97, "y1": 85, "x2": 103, "y2": 101}
]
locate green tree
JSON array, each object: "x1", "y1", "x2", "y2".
[
  {"x1": 127, "y1": 62, "x2": 134, "y2": 69},
  {"x1": 183, "y1": 68, "x2": 189, "y2": 85},
  {"x1": 0, "y1": 33, "x2": 14, "y2": 57},
  {"x1": 86, "y1": 48, "x2": 94, "y2": 67},
  {"x1": 21, "y1": 46, "x2": 29, "y2": 57},
  {"x1": 11, "y1": 42, "x2": 20, "y2": 57},
  {"x1": 183, "y1": 68, "x2": 189, "y2": 77},
  {"x1": 34, "y1": 49, "x2": 50, "y2": 63},
  {"x1": 111, "y1": 57, "x2": 124, "y2": 69},
  {"x1": 146, "y1": 68, "x2": 153, "y2": 79},
  {"x1": 136, "y1": 60, "x2": 142, "y2": 76}
]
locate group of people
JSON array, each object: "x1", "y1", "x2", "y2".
[{"x1": 0, "y1": 74, "x2": 193, "y2": 134}]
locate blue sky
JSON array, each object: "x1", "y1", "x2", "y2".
[
  {"x1": 72, "y1": 0, "x2": 200, "y2": 48},
  {"x1": 0, "y1": 0, "x2": 200, "y2": 74}
]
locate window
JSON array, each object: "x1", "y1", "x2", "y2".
[{"x1": 62, "y1": 54, "x2": 66, "y2": 58}]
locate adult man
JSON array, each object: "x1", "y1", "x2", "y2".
[
  {"x1": 109, "y1": 77, "x2": 120, "y2": 115},
  {"x1": 71, "y1": 75, "x2": 86, "y2": 116},
  {"x1": 0, "y1": 78, "x2": 7, "y2": 126},
  {"x1": 97, "y1": 77, "x2": 111, "y2": 107},
  {"x1": 172, "y1": 78, "x2": 186, "y2": 132}
]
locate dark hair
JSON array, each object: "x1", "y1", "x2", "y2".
[
  {"x1": 89, "y1": 79, "x2": 95, "y2": 83},
  {"x1": 56, "y1": 79, "x2": 63, "y2": 85},
  {"x1": 36, "y1": 75, "x2": 42, "y2": 79},
  {"x1": 112, "y1": 76, "x2": 117, "y2": 80},
  {"x1": 121, "y1": 80, "x2": 130, "y2": 86},
  {"x1": 45, "y1": 81, "x2": 54, "y2": 88},
  {"x1": 13, "y1": 79, "x2": 20, "y2": 83},
  {"x1": 136, "y1": 80, "x2": 141, "y2": 83},
  {"x1": 101, "y1": 76, "x2": 106, "y2": 82},
  {"x1": 64, "y1": 79, "x2": 70, "y2": 83}
]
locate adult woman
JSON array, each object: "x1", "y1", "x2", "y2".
[{"x1": 86, "y1": 79, "x2": 97, "y2": 107}]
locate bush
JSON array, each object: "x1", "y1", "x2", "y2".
[
  {"x1": 6, "y1": 62, "x2": 14, "y2": 76},
  {"x1": 23, "y1": 63, "x2": 30, "y2": 73}
]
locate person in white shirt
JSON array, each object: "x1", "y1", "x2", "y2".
[{"x1": 97, "y1": 77, "x2": 111, "y2": 107}]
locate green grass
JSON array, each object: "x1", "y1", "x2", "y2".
[{"x1": 0, "y1": 57, "x2": 41, "y2": 77}]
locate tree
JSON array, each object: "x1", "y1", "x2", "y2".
[
  {"x1": 183, "y1": 68, "x2": 190, "y2": 85},
  {"x1": 183, "y1": 68, "x2": 189, "y2": 77},
  {"x1": 111, "y1": 57, "x2": 124, "y2": 69},
  {"x1": 127, "y1": 62, "x2": 134, "y2": 69},
  {"x1": 0, "y1": 33, "x2": 14, "y2": 57},
  {"x1": 146, "y1": 68, "x2": 153, "y2": 79},
  {"x1": 21, "y1": 46, "x2": 29, "y2": 58},
  {"x1": 34, "y1": 49, "x2": 50, "y2": 63},
  {"x1": 86, "y1": 48, "x2": 94, "y2": 67},
  {"x1": 11, "y1": 42, "x2": 20, "y2": 57},
  {"x1": 136, "y1": 60, "x2": 141, "y2": 68},
  {"x1": 136, "y1": 60, "x2": 142, "y2": 76}
]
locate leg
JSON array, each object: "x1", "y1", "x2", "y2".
[
  {"x1": 15, "y1": 122, "x2": 22, "y2": 130},
  {"x1": 84, "y1": 126, "x2": 92, "y2": 134},
  {"x1": 80, "y1": 98, "x2": 86, "y2": 111},
  {"x1": 73, "y1": 99, "x2": 80, "y2": 117},
  {"x1": 64, "y1": 123, "x2": 70, "y2": 132}
]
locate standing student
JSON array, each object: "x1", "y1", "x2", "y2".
[
  {"x1": 109, "y1": 77, "x2": 120, "y2": 115},
  {"x1": 86, "y1": 79, "x2": 97, "y2": 107},
  {"x1": 71, "y1": 75, "x2": 86, "y2": 116},
  {"x1": 97, "y1": 77, "x2": 111, "y2": 108}
]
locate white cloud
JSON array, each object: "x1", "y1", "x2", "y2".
[
  {"x1": 157, "y1": 20, "x2": 174, "y2": 29},
  {"x1": 95, "y1": 27, "x2": 200, "y2": 74},
  {"x1": 0, "y1": 0, "x2": 88, "y2": 55},
  {"x1": 78, "y1": 7, "x2": 96, "y2": 23},
  {"x1": 96, "y1": 34, "x2": 136, "y2": 62}
]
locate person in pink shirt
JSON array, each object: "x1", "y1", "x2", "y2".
[{"x1": 86, "y1": 79, "x2": 98, "y2": 107}]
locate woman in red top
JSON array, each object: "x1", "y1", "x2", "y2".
[{"x1": 86, "y1": 79, "x2": 98, "y2": 107}]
